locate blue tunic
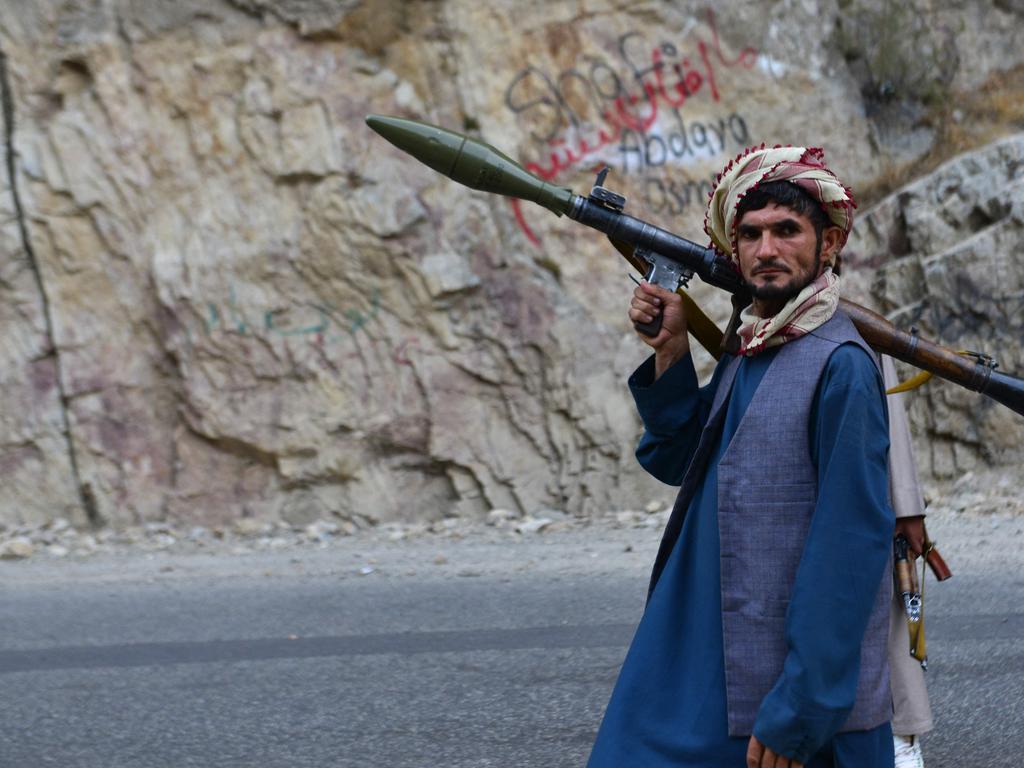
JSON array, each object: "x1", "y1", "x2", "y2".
[{"x1": 587, "y1": 345, "x2": 894, "y2": 767}]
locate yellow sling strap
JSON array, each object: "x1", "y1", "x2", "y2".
[
  {"x1": 884, "y1": 351, "x2": 987, "y2": 395},
  {"x1": 886, "y1": 370, "x2": 933, "y2": 395}
]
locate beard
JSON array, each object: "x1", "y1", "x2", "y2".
[
  {"x1": 749, "y1": 267, "x2": 818, "y2": 303},
  {"x1": 747, "y1": 245, "x2": 823, "y2": 305}
]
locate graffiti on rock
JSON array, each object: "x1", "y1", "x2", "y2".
[
  {"x1": 503, "y1": 10, "x2": 760, "y2": 244},
  {"x1": 194, "y1": 289, "x2": 420, "y2": 370}
]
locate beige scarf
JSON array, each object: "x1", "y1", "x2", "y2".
[{"x1": 735, "y1": 269, "x2": 840, "y2": 356}]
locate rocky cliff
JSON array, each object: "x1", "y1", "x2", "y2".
[
  {"x1": 0, "y1": 0, "x2": 1021, "y2": 529},
  {"x1": 848, "y1": 135, "x2": 1024, "y2": 478}
]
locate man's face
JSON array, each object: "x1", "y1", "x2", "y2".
[{"x1": 735, "y1": 203, "x2": 837, "y2": 308}]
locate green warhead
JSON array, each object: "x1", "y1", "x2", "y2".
[{"x1": 365, "y1": 115, "x2": 574, "y2": 217}]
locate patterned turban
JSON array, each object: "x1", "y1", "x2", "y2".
[{"x1": 704, "y1": 145, "x2": 856, "y2": 266}]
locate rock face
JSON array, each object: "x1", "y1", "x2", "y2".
[
  {"x1": 846, "y1": 135, "x2": 1024, "y2": 477},
  {"x1": 0, "y1": 0, "x2": 1022, "y2": 528}
]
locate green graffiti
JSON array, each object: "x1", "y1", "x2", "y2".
[
  {"x1": 228, "y1": 287, "x2": 248, "y2": 334},
  {"x1": 206, "y1": 303, "x2": 220, "y2": 332},
  {"x1": 264, "y1": 307, "x2": 329, "y2": 337},
  {"x1": 344, "y1": 290, "x2": 381, "y2": 334},
  {"x1": 201, "y1": 290, "x2": 380, "y2": 342}
]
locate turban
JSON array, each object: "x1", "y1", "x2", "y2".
[{"x1": 704, "y1": 145, "x2": 856, "y2": 266}]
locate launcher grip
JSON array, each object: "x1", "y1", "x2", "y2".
[{"x1": 634, "y1": 311, "x2": 664, "y2": 338}]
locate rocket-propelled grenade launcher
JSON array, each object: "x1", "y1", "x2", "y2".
[
  {"x1": 364, "y1": 114, "x2": 747, "y2": 338},
  {"x1": 365, "y1": 114, "x2": 1024, "y2": 418}
]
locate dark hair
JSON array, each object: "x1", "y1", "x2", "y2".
[{"x1": 736, "y1": 180, "x2": 831, "y2": 245}]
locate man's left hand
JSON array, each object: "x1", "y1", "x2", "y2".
[{"x1": 746, "y1": 735, "x2": 804, "y2": 768}]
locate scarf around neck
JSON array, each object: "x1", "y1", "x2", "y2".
[{"x1": 735, "y1": 269, "x2": 840, "y2": 356}]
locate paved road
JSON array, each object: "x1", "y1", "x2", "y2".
[{"x1": 1, "y1": 522, "x2": 1021, "y2": 767}]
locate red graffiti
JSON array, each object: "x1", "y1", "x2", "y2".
[
  {"x1": 392, "y1": 337, "x2": 420, "y2": 367},
  {"x1": 507, "y1": 10, "x2": 758, "y2": 246}
]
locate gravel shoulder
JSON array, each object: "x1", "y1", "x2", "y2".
[{"x1": 2, "y1": 467, "x2": 1021, "y2": 589}]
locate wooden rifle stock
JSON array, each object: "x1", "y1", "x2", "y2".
[
  {"x1": 920, "y1": 520, "x2": 953, "y2": 582},
  {"x1": 925, "y1": 546, "x2": 952, "y2": 582},
  {"x1": 839, "y1": 300, "x2": 1024, "y2": 417}
]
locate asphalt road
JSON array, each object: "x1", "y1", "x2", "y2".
[{"x1": 1, "y1": 518, "x2": 1021, "y2": 768}]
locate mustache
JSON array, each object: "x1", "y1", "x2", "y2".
[{"x1": 752, "y1": 261, "x2": 790, "y2": 275}]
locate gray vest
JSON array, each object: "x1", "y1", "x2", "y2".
[{"x1": 648, "y1": 311, "x2": 892, "y2": 736}]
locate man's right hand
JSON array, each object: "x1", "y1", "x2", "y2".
[
  {"x1": 746, "y1": 736, "x2": 803, "y2": 768},
  {"x1": 629, "y1": 281, "x2": 689, "y2": 379}
]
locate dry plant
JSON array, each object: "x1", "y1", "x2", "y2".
[{"x1": 857, "y1": 63, "x2": 1024, "y2": 206}]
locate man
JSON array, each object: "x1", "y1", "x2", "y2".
[
  {"x1": 587, "y1": 147, "x2": 895, "y2": 767},
  {"x1": 884, "y1": 355, "x2": 934, "y2": 768}
]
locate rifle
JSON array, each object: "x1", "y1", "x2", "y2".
[
  {"x1": 365, "y1": 115, "x2": 1024, "y2": 418},
  {"x1": 894, "y1": 524, "x2": 953, "y2": 670}
]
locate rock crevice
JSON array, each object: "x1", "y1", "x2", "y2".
[{"x1": 0, "y1": 48, "x2": 97, "y2": 526}]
